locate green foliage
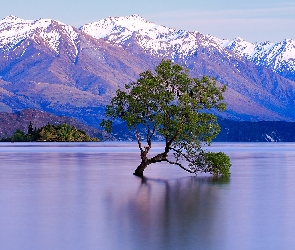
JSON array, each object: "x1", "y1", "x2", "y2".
[
  {"x1": 1, "y1": 122, "x2": 97, "y2": 142},
  {"x1": 11, "y1": 129, "x2": 28, "y2": 142},
  {"x1": 197, "y1": 151, "x2": 231, "y2": 176},
  {"x1": 38, "y1": 123, "x2": 96, "y2": 142},
  {"x1": 101, "y1": 59, "x2": 231, "y2": 176}
]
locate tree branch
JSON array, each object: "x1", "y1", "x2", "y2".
[
  {"x1": 134, "y1": 125, "x2": 143, "y2": 152},
  {"x1": 149, "y1": 152, "x2": 167, "y2": 164},
  {"x1": 147, "y1": 126, "x2": 156, "y2": 148},
  {"x1": 146, "y1": 123, "x2": 152, "y2": 148},
  {"x1": 165, "y1": 159, "x2": 196, "y2": 174},
  {"x1": 166, "y1": 131, "x2": 180, "y2": 150},
  {"x1": 169, "y1": 146, "x2": 197, "y2": 165},
  {"x1": 166, "y1": 116, "x2": 186, "y2": 151}
]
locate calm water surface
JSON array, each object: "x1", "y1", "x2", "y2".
[{"x1": 0, "y1": 142, "x2": 295, "y2": 250}]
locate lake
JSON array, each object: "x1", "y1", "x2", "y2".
[{"x1": 0, "y1": 142, "x2": 295, "y2": 250}]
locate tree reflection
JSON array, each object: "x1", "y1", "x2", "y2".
[{"x1": 126, "y1": 175, "x2": 230, "y2": 249}]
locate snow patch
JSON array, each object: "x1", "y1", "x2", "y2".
[
  {"x1": 265, "y1": 134, "x2": 275, "y2": 142},
  {"x1": 1, "y1": 14, "x2": 294, "y2": 74},
  {"x1": 0, "y1": 16, "x2": 80, "y2": 61},
  {"x1": 218, "y1": 36, "x2": 295, "y2": 73},
  {"x1": 81, "y1": 14, "x2": 228, "y2": 58}
]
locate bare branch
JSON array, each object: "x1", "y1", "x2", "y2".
[
  {"x1": 165, "y1": 159, "x2": 196, "y2": 174},
  {"x1": 134, "y1": 125, "x2": 143, "y2": 152},
  {"x1": 147, "y1": 126, "x2": 156, "y2": 148},
  {"x1": 149, "y1": 152, "x2": 167, "y2": 164},
  {"x1": 169, "y1": 146, "x2": 197, "y2": 164}
]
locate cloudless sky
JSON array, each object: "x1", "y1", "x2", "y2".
[{"x1": 1, "y1": 0, "x2": 294, "y2": 43}]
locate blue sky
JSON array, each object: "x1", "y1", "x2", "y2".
[{"x1": 1, "y1": 0, "x2": 294, "y2": 43}]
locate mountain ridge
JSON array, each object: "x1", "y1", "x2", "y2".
[
  {"x1": 3, "y1": 14, "x2": 293, "y2": 77},
  {"x1": 0, "y1": 14, "x2": 295, "y2": 127},
  {"x1": 80, "y1": 14, "x2": 295, "y2": 80},
  {"x1": 218, "y1": 37, "x2": 295, "y2": 81}
]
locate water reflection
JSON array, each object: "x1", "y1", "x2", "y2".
[{"x1": 125, "y1": 175, "x2": 231, "y2": 250}]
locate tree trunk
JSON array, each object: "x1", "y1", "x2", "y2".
[
  {"x1": 133, "y1": 147, "x2": 150, "y2": 176},
  {"x1": 133, "y1": 152, "x2": 168, "y2": 176},
  {"x1": 133, "y1": 160, "x2": 149, "y2": 176}
]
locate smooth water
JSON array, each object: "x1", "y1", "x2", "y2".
[{"x1": 0, "y1": 142, "x2": 295, "y2": 250}]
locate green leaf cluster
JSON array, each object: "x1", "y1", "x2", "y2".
[{"x1": 196, "y1": 151, "x2": 231, "y2": 176}]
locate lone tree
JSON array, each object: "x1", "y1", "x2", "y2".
[{"x1": 101, "y1": 60, "x2": 231, "y2": 176}]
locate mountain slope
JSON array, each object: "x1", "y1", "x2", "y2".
[
  {"x1": 80, "y1": 14, "x2": 223, "y2": 59},
  {"x1": 81, "y1": 15, "x2": 295, "y2": 82},
  {"x1": 0, "y1": 15, "x2": 294, "y2": 128},
  {"x1": 81, "y1": 15, "x2": 295, "y2": 121},
  {"x1": 0, "y1": 16, "x2": 160, "y2": 126}
]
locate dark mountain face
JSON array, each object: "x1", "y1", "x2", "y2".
[{"x1": 0, "y1": 15, "x2": 295, "y2": 130}]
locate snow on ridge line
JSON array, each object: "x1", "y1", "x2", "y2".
[
  {"x1": 0, "y1": 14, "x2": 294, "y2": 72},
  {"x1": 80, "y1": 14, "x2": 175, "y2": 40},
  {"x1": 0, "y1": 15, "x2": 34, "y2": 24},
  {"x1": 0, "y1": 15, "x2": 80, "y2": 57},
  {"x1": 80, "y1": 14, "x2": 231, "y2": 58},
  {"x1": 0, "y1": 15, "x2": 79, "y2": 38},
  {"x1": 81, "y1": 14, "x2": 295, "y2": 63},
  {"x1": 80, "y1": 14, "x2": 206, "y2": 44},
  {"x1": 0, "y1": 14, "x2": 232, "y2": 60},
  {"x1": 216, "y1": 36, "x2": 295, "y2": 71},
  {"x1": 0, "y1": 15, "x2": 71, "y2": 27}
]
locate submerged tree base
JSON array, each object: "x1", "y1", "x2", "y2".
[
  {"x1": 133, "y1": 171, "x2": 143, "y2": 177},
  {"x1": 133, "y1": 161, "x2": 149, "y2": 176}
]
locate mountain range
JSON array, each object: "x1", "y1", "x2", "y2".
[{"x1": 0, "y1": 14, "x2": 295, "y2": 132}]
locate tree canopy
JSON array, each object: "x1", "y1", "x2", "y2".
[{"x1": 101, "y1": 60, "x2": 231, "y2": 176}]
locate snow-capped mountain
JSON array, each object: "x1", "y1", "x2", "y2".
[
  {"x1": 217, "y1": 37, "x2": 295, "y2": 81},
  {"x1": 0, "y1": 15, "x2": 80, "y2": 61},
  {"x1": 0, "y1": 14, "x2": 295, "y2": 127},
  {"x1": 80, "y1": 14, "x2": 230, "y2": 59},
  {"x1": 81, "y1": 15, "x2": 295, "y2": 82}
]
